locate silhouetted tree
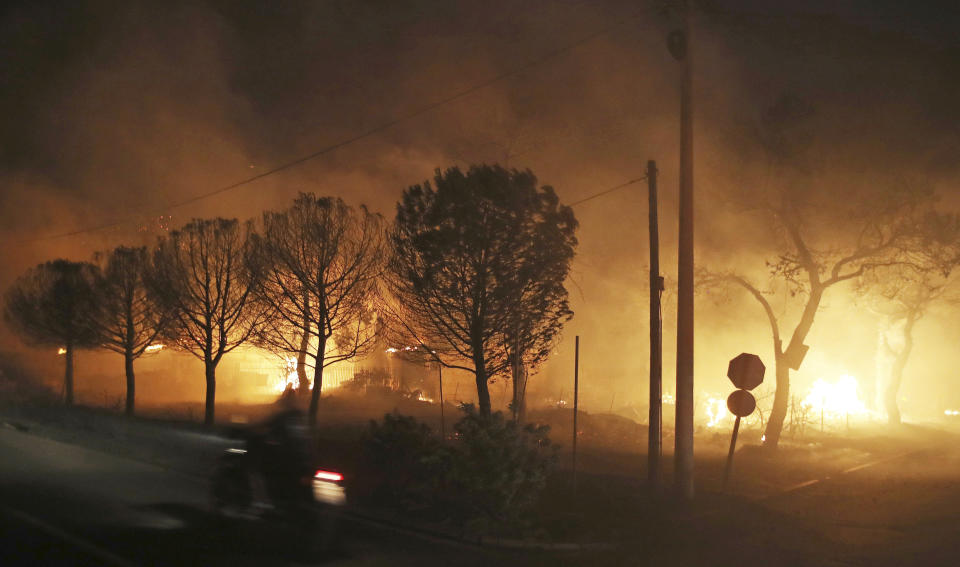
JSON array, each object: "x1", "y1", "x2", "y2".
[
  {"x1": 387, "y1": 165, "x2": 577, "y2": 416},
  {"x1": 704, "y1": 95, "x2": 948, "y2": 448},
  {"x1": 3, "y1": 260, "x2": 100, "y2": 405},
  {"x1": 150, "y1": 218, "x2": 264, "y2": 426},
  {"x1": 92, "y1": 246, "x2": 171, "y2": 416},
  {"x1": 860, "y1": 214, "x2": 960, "y2": 424},
  {"x1": 252, "y1": 194, "x2": 384, "y2": 424},
  {"x1": 703, "y1": 191, "x2": 946, "y2": 447}
]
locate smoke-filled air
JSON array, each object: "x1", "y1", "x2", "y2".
[{"x1": 2, "y1": 2, "x2": 960, "y2": 565}]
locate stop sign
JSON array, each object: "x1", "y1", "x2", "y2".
[{"x1": 727, "y1": 353, "x2": 765, "y2": 390}]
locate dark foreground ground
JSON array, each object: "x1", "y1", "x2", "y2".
[{"x1": 2, "y1": 405, "x2": 960, "y2": 566}]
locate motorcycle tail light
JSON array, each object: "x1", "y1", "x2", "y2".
[{"x1": 314, "y1": 470, "x2": 344, "y2": 482}]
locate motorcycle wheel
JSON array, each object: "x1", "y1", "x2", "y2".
[{"x1": 211, "y1": 461, "x2": 252, "y2": 518}]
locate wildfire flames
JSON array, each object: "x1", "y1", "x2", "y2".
[
  {"x1": 801, "y1": 375, "x2": 868, "y2": 420},
  {"x1": 273, "y1": 356, "x2": 303, "y2": 394},
  {"x1": 704, "y1": 374, "x2": 871, "y2": 430},
  {"x1": 704, "y1": 395, "x2": 728, "y2": 428}
]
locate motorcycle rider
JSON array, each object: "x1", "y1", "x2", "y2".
[{"x1": 247, "y1": 390, "x2": 313, "y2": 507}]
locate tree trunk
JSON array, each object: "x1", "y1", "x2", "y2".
[
  {"x1": 204, "y1": 359, "x2": 217, "y2": 427},
  {"x1": 124, "y1": 350, "x2": 136, "y2": 416},
  {"x1": 518, "y1": 368, "x2": 529, "y2": 424},
  {"x1": 763, "y1": 353, "x2": 790, "y2": 449},
  {"x1": 475, "y1": 362, "x2": 491, "y2": 416},
  {"x1": 64, "y1": 342, "x2": 74, "y2": 406},
  {"x1": 297, "y1": 290, "x2": 310, "y2": 394},
  {"x1": 125, "y1": 302, "x2": 135, "y2": 415},
  {"x1": 764, "y1": 287, "x2": 823, "y2": 449},
  {"x1": 308, "y1": 338, "x2": 326, "y2": 425},
  {"x1": 511, "y1": 357, "x2": 519, "y2": 421},
  {"x1": 885, "y1": 372, "x2": 902, "y2": 426},
  {"x1": 886, "y1": 313, "x2": 917, "y2": 426},
  {"x1": 512, "y1": 362, "x2": 527, "y2": 423}
]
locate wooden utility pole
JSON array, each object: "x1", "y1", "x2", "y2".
[
  {"x1": 647, "y1": 160, "x2": 663, "y2": 493},
  {"x1": 673, "y1": 0, "x2": 695, "y2": 502},
  {"x1": 572, "y1": 335, "x2": 580, "y2": 491}
]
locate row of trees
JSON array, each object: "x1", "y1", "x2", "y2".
[{"x1": 3, "y1": 165, "x2": 578, "y2": 427}]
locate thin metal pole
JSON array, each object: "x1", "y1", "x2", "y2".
[
  {"x1": 647, "y1": 159, "x2": 663, "y2": 494},
  {"x1": 439, "y1": 365, "x2": 445, "y2": 441},
  {"x1": 573, "y1": 336, "x2": 580, "y2": 491},
  {"x1": 674, "y1": 0, "x2": 696, "y2": 503},
  {"x1": 722, "y1": 416, "x2": 741, "y2": 492}
]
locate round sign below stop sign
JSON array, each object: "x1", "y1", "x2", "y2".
[
  {"x1": 727, "y1": 389, "x2": 756, "y2": 417},
  {"x1": 727, "y1": 353, "x2": 765, "y2": 391}
]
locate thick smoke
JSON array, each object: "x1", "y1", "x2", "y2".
[{"x1": 1, "y1": 1, "x2": 958, "y2": 417}]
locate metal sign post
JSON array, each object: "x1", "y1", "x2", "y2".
[
  {"x1": 438, "y1": 365, "x2": 445, "y2": 442},
  {"x1": 722, "y1": 389, "x2": 756, "y2": 491},
  {"x1": 722, "y1": 353, "x2": 766, "y2": 492},
  {"x1": 572, "y1": 336, "x2": 580, "y2": 492}
]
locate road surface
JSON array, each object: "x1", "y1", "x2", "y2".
[
  {"x1": 0, "y1": 424, "x2": 524, "y2": 566},
  {"x1": 4, "y1": 419, "x2": 960, "y2": 566}
]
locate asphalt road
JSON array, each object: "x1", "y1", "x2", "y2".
[
  {"x1": 4, "y1": 420, "x2": 960, "y2": 567},
  {"x1": 755, "y1": 442, "x2": 960, "y2": 566},
  {"x1": 0, "y1": 425, "x2": 533, "y2": 567}
]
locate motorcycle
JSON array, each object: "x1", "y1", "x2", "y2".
[{"x1": 211, "y1": 423, "x2": 347, "y2": 555}]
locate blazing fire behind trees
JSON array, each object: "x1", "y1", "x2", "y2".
[
  {"x1": 252, "y1": 194, "x2": 384, "y2": 424},
  {"x1": 1, "y1": 0, "x2": 960, "y2": 482},
  {"x1": 149, "y1": 218, "x2": 266, "y2": 426},
  {"x1": 698, "y1": 92, "x2": 960, "y2": 448}
]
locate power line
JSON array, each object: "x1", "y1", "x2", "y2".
[
  {"x1": 19, "y1": 7, "x2": 648, "y2": 245},
  {"x1": 569, "y1": 176, "x2": 646, "y2": 207}
]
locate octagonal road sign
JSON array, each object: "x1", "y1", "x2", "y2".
[
  {"x1": 727, "y1": 389, "x2": 757, "y2": 417},
  {"x1": 727, "y1": 353, "x2": 765, "y2": 391}
]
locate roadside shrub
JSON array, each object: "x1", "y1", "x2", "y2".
[
  {"x1": 363, "y1": 413, "x2": 448, "y2": 506},
  {"x1": 363, "y1": 406, "x2": 556, "y2": 532},
  {"x1": 444, "y1": 405, "x2": 556, "y2": 530}
]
